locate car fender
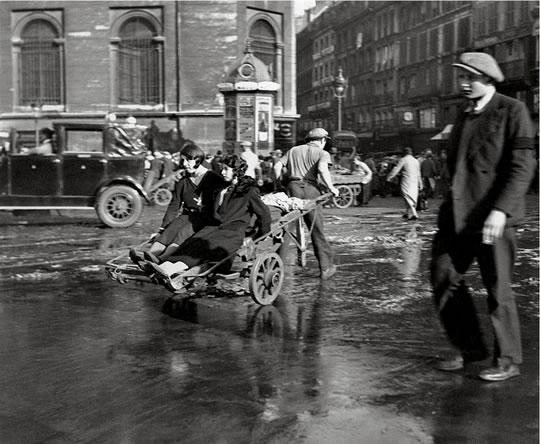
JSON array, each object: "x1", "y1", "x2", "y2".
[{"x1": 95, "y1": 177, "x2": 151, "y2": 204}]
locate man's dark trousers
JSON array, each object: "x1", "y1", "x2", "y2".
[
  {"x1": 278, "y1": 180, "x2": 333, "y2": 272},
  {"x1": 431, "y1": 221, "x2": 521, "y2": 365}
]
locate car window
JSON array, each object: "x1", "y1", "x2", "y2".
[
  {"x1": 65, "y1": 130, "x2": 103, "y2": 154},
  {"x1": 12, "y1": 131, "x2": 36, "y2": 154}
]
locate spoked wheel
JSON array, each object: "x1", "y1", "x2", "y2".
[
  {"x1": 249, "y1": 252, "x2": 284, "y2": 305},
  {"x1": 332, "y1": 185, "x2": 354, "y2": 208},
  {"x1": 296, "y1": 217, "x2": 307, "y2": 267},
  {"x1": 96, "y1": 185, "x2": 143, "y2": 228},
  {"x1": 153, "y1": 188, "x2": 173, "y2": 207}
]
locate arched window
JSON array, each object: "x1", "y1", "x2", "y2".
[
  {"x1": 20, "y1": 19, "x2": 61, "y2": 105},
  {"x1": 117, "y1": 17, "x2": 160, "y2": 104},
  {"x1": 249, "y1": 19, "x2": 278, "y2": 81}
]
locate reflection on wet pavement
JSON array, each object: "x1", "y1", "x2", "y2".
[{"x1": 0, "y1": 197, "x2": 537, "y2": 443}]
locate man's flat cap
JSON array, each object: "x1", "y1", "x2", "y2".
[
  {"x1": 307, "y1": 128, "x2": 330, "y2": 139},
  {"x1": 452, "y1": 52, "x2": 504, "y2": 83}
]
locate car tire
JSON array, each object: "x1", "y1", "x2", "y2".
[{"x1": 96, "y1": 185, "x2": 143, "y2": 228}]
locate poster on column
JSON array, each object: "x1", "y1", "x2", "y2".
[
  {"x1": 256, "y1": 96, "x2": 272, "y2": 150},
  {"x1": 238, "y1": 95, "x2": 254, "y2": 142},
  {"x1": 224, "y1": 95, "x2": 237, "y2": 141}
]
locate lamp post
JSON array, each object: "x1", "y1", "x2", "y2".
[
  {"x1": 31, "y1": 103, "x2": 43, "y2": 147},
  {"x1": 333, "y1": 67, "x2": 347, "y2": 131}
]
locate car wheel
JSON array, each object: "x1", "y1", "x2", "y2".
[
  {"x1": 152, "y1": 188, "x2": 173, "y2": 207},
  {"x1": 96, "y1": 185, "x2": 143, "y2": 228}
]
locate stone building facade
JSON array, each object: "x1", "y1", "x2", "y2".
[
  {"x1": 0, "y1": 1, "x2": 298, "y2": 153},
  {"x1": 297, "y1": 0, "x2": 538, "y2": 154}
]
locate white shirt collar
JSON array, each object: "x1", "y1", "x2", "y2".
[{"x1": 471, "y1": 85, "x2": 496, "y2": 113}]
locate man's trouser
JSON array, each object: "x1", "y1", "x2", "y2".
[
  {"x1": 278, "y1": 180, "x2": 333, "y2": 272},
  {"x1": 430, "y1": 224, "x2": 521, "y2": 364}
]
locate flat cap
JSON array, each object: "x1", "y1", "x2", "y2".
[
  {"x1": 306, "y1": 127, "x2": 330, "y2": 139},
  {"x1": 452, "y1": 52, "x2": 504, "y2": 83}
]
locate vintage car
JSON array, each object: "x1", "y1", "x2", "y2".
[{"x1": 0, "y1": 121, "x2": 150, "y2": 228}]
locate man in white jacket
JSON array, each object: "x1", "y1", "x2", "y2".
[
  {"x1": 386, "y1": 147, "x2": 422, "y2": 220},
  {"x1": 352, "y1": 155, "x2": 373, "y2": 206}
]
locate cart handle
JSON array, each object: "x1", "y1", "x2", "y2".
[{"x1": 316, "y1": 192, "x2": 333, "y2": 203}]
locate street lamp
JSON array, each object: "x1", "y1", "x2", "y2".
[
  {"x1": 333, "y1": 67, "x2": 347, "y2": 131},
  {"x1": 31, "y1": 103, "x2": 43, "y2": 147}
]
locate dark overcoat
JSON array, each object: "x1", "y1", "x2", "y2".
[
  {"x1": 168, "y1": 183, "x2": 271, "y2": 269},
  {"x1": 440, "y1": 92, "x2": 536, "y2": 234}
]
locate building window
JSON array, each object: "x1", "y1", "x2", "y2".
[
  {"x1": 457, "y1": 18, "x2": 470, "y2": 48},
  {"x1": 20, "y1": 19, "x2": 62, "y2": 105},
  {"x1": 488, "y1": 3, "x2": 498, "y2": 33},
  {"x1": 117, "y1": 17, "x2": 161, "y2": 105},
  {"x1": 443, "y1": 22, "x2": 454, "y2": 53},
  {"x1": 249, "y1": 19, "x2": 278, "y2": 81},
  {"x1": 410, "y1": 36, "x2": 418, "y2": 63},
  {"x1": 409, "y1": 74, "x2": 417, "y2": 90},
  {"x1": 519, "y1": 2, "x2": 529, "y2": 23},
  {"x1": 477, "y1": 6, "x2": 487, "y2": 36},
  {"x1": 429, "y1": 28, "x2": 439, "y2": 57},
  {"x1": 419, "y1": 32, "x2": 427, "y2": 60},
  {"x1": 419, "y1": 108, "x2": 436, "y2": 128},
  {"x1": 506, "y1": 1, "x2": 515, "y2": 27}
]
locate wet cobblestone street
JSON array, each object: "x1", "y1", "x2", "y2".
[{"x1": 0, "y1": 196, "x2": 538, "y2": 443}]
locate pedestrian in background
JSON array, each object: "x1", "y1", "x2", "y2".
[
  {"x1": 211, "y1": 150, "x2": 223, "y2": 174},
  {"x1": 364, "y1": 154, "x2": 377, "y2": 199},
  {"x1": 376, "y1": 159, "x2": 391, "y2": 197},
  {"x1": 431, "y1": 52, "x2": 536, "y2": 381},
  {"x1": 352, "y1": 154, "x2": 373, "y2": 206},
  {"x1": 270, "y1": 149, "x2": 284, "y2": 191},
  {"x1": 239, "y1": 141, "x2": 263, "y2": 185},
  {"x1": 386, "y1": 147, "x2": 422, "y2": 220},
  {"x1": 420, "y1": 150, "x2": 437, "y2": 198},
  {"x1": 273, "y1": 127, "x2": 339, "y2": 279},
  {"x1": 436, "y1": 149, "x2": 450, "y2": 198}
]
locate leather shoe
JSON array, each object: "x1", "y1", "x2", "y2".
[
  {"x1": 129, "y1": 248, "x2": 145, "y2": 265},
  {"x1": 435, "y1": 355, "x2": 464, "y2": 371},
  {"x1": 320, "y1": 265, "x2": 337, "y2": 280},
  {"x1": 479, "y1": 363, "x2": 520, "y2": 382}
]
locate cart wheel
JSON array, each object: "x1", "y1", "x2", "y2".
[
  {"x1": 249, "y1": 252, "x2": 284, "y2": 305},
  {"x1": 153, "y1": 188, "x2": 173, "y2": 206},
  {"x1": 296, "y1": 217, "x2": 307, "y2": 267},
  {"x1": 333, "y1": 185, "x2": 354, "y2": 208}
]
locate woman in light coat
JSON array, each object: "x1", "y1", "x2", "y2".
[{"x1": 387, "y1": 147, "x2": 423, "y2": 220}]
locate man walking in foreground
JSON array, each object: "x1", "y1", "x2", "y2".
[
  {"x1": 431, "y1": 52, "x2": 536, "y2": 381},
  {"x1": 273, "y1": 128, "x2": 339, "y2": 279}
]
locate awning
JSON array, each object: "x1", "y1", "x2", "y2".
[{"x1": 431, "y1": 124, "x2": 454, "y2": 140}]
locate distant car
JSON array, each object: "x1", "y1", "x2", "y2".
[{"x1": 0, "y1": 122, "x2": 151, "y2": 228}]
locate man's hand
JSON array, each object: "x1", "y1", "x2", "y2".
[
  {"x1": 329, "y1": 185, "x2": 340, "y2": 197},
  {"x1": 482, "y1": 209, "x2": 507, "y2": 245}
]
